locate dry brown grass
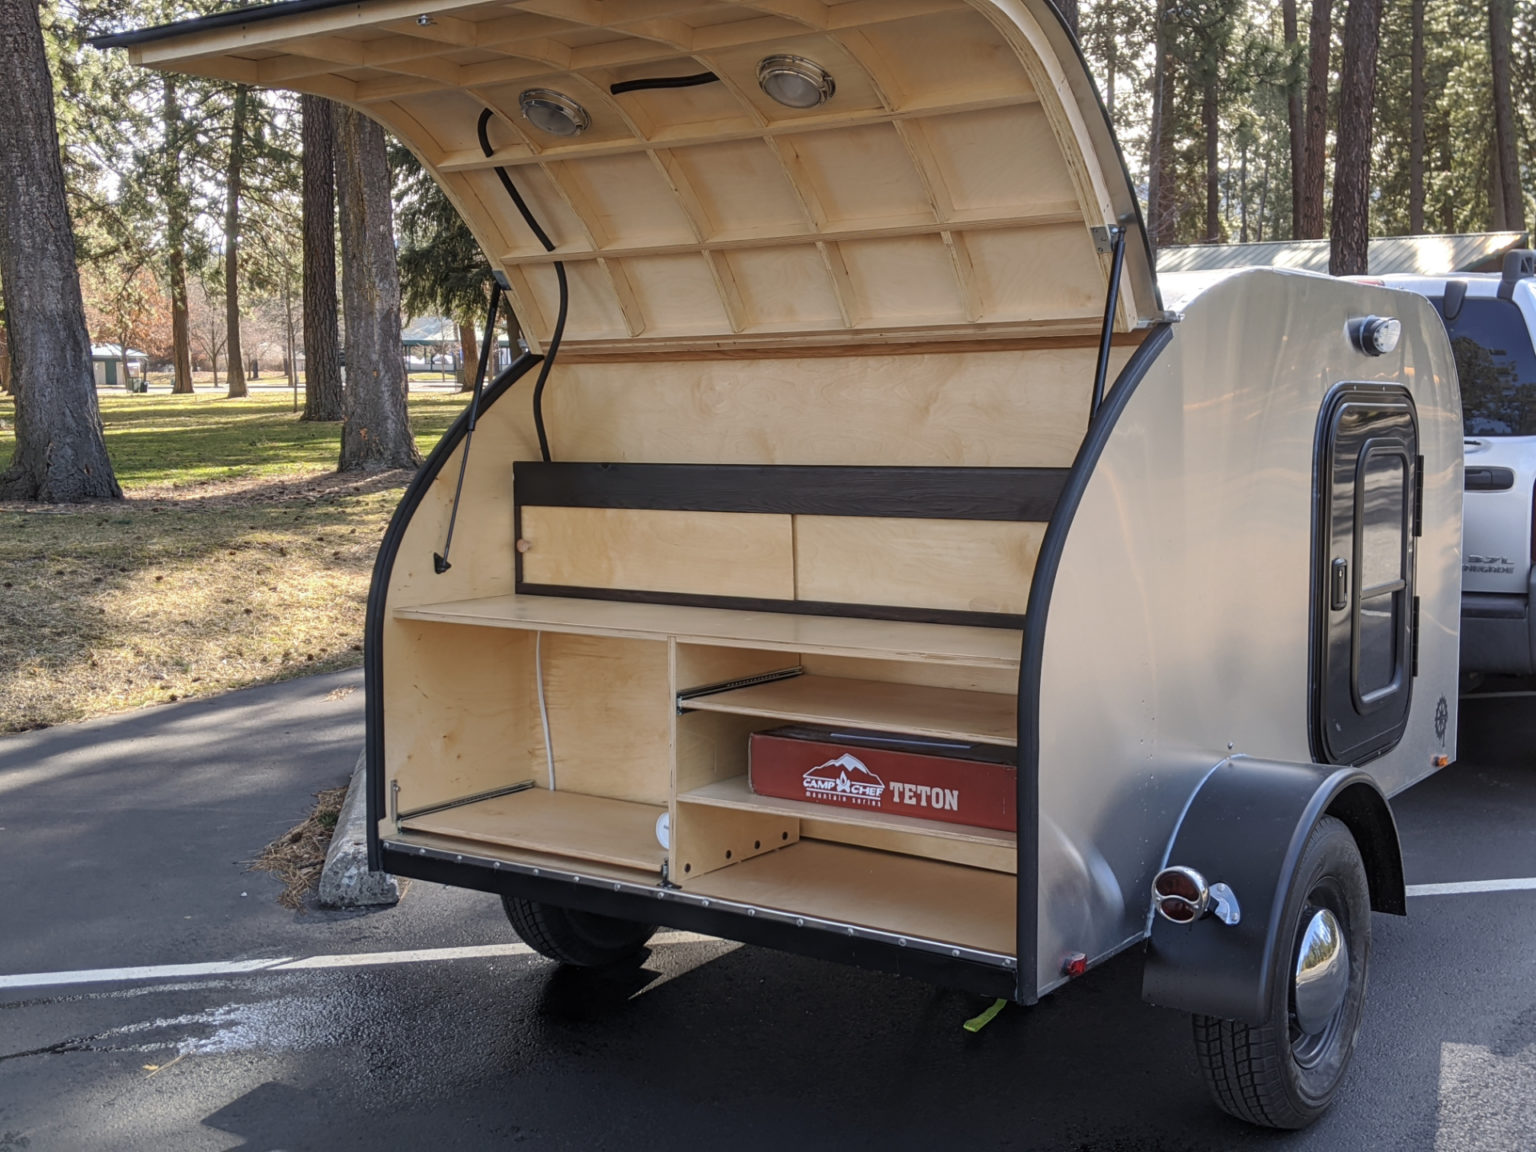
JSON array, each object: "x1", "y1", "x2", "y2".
[
  {"x1": 251, "y1": 786, "x2": 348, "y2": 908},
  {"x1": 0, "y1": 470, "x2": 405, "y2": 732},
  {"x1": 0, "y1": 391, "x2": 462, "y2": 733}
]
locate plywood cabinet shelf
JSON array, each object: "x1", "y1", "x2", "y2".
[
  {"x1": 394, "y1": 594, "x2": 1022, "y2": 669},
  {"x1": 682, "y1": 839, "x2": 1016, "y2": 957},
  {"x1": 679, "y1": 673, "x2": 1017, "y2": 746},
  {"x1": 399, "y1": 788, "x2": 666, "y2": 874},
  {"x1": 680, "y1": 775, "x2": 1015, "y2": 852}
]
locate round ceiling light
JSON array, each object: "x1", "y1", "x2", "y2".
[
  {"x1": 756, "y1": 55, "x2": 835, "y2": 109},
  {"x1": 519, "y1": 89, "x2": 590, "y2": 137}
]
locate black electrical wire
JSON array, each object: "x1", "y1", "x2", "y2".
[
  {"x1": 434, "y1": 285, "x2": 503, "y2": 574},
  {"x1": 477, "y1": 107, "x2": 564, "y2": 462},
  {"x1": 609, "y1": 72, "x2": 719, "y2": 95}
]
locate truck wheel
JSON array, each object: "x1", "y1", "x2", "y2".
[
  {"x1": 1192, "y1": 815, "x2": 1370, "y2": 1129},
  {"x1": 502, "y1": 896, "x2": 656, "y2": 968}
]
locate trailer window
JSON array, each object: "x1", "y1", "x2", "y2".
[
  {"x1": 1313, "y1": 387, "x2": 1418, "y2": 766},
  {"x1": 1353, "y1": 445, "x2": 1410, "y2": 707},
  {"x1": 1428, "y1": 296, "x2": 1536, "y2": 436}
]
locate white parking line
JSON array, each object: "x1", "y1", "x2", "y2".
[
  {"x1": 4, "y1": 880, "x2": 1530, "y2": 994},
  {"x1": 0, "y1": 932, "x2": 721, "y2": 992},
  {"x1": 1406, "y1": 877, "x2": 1536, "y2": 897}
]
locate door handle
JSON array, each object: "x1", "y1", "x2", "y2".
[{"x1": 1330, "y1": 558, "x2": 1349, "y2": 611}]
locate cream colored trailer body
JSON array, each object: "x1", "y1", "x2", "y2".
[{"x1": 101, "y1": 0, "x2": 1461, "y2": 1127}]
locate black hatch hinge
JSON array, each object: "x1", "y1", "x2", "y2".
[{"x1": 1413, "y1": 454, "x2": 1424, "y2": 537}]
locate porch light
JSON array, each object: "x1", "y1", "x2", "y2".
[
  {"x1": 519, "y1": 89, "x2": 590, "y2": 137},
  {"x1": 1350, "y1": 314, "x2": 1401, "y2": 356},
  {"x1": 1361, "y1": 316, "x2": 1402, "y2": 356},
  {"x1": 756, "y1": 55, "x2": 835, "y2": 108}
]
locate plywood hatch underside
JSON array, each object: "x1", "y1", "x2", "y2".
[{"x1": 115, "y1": 0, "x2": 1158, "y2": 355}]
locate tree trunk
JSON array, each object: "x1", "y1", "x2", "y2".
[
  {"x1": 283, "y1": 272, "x2": 297, "y2": 396},
  {"x1": 301, "y1": 94, "x2": 344, "y2": 421},
  {"x1": 1104, "y1": 8, "x2": 1118, "y2": 122},
  {"x1": 1300, "y1": 0, "x2": 1334, "y2": 239},
  {"x1": 224, "y1": 85, "x2": 249, "y2": 399},
  {"x1": 1330, "y1": 0, "x2": 1383, "y2": 275},
  {"x1": 1257, "y1": 153, "x2": 1271, "y2": 240},
  {"x1": 1054, "y1": 0, "x2": 1079, "y2": 36},
  {"x1": 1408, "y1": 0, "x2": 1425, "y2": 233},
  {"x1": 1492, "y1": 148, "x2": 1508, "y2": 232},
  {"x1": 0, "y1": 0, "x2": 119, "y2": 501},
  {"x1": 1239, "y1": 141, "x2": 1250, "y2": 243},
  {"x1": 1283, "y1": 0, "x2": 1306, "y2": 239},
  {"x1": 1204, "y1": 78, "x2": 1220, "y2": 243},
  {"x1": 1490, "y1": 0, "x2": 1525, "y2": 232},
  {"x1": 335, "y1": 107, "x2": 420, "y2": 473},
  {"x1": 1147, "y1": 3, "x2": 1175, "y2": 248},
  {"x1": 162, "y1": 77, "x2": 194, "y2": 395},
  {"x1": 0, "y1": 315, "x2": 11, "y2": 395},
  {"x1": 458, "y1": 321, "x2": 479, "y2": 392},
  {"x1": 117, "y1": 333, "x2": 130, "y2": 395}
]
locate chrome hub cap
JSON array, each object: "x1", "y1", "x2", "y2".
[{"x1": 1293, "y1": 907, "x2": 1349, "y2": 1036}]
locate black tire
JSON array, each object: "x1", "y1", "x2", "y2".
[
  {"x1": 502, "y1": 896, "x2": 656, "y2": 968},
  {"x1": 1192, "y1": 815, "x2": 1371, "y2": 1129}
]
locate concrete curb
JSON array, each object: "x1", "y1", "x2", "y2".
[{"x1": 318, "y1": 751, "x2": 400, "y2": 907}]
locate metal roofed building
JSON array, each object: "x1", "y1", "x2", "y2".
[{"x1": 1157, "y1": 231, "x2": 1529, "y2": 277}]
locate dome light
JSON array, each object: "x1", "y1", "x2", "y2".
[
  {"x1": 756, "y1": 55, "x2": 835, "y2": 109},
  {"x1": 519, "y1": 89, "x2": 590, "y2": 137}
]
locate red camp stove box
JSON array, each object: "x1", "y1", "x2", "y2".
[{"x1": 748, "y1": 725, "x2": 1016, "y2": 832}]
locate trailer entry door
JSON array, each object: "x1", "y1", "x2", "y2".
[{"x1": 1314, "y1": 385, "x2": 1420, "y2": 765}]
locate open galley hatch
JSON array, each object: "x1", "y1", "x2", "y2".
[{"x1": 100, "y1": 0, "x2": 1162, "y2": 357}]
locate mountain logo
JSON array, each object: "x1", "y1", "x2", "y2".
[{"x1": 802, "y1": 753, "x2": 885, "y2": 807}]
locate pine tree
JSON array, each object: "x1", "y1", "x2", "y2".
[
  {"x1": 1330, "y1": 0, "x2": 1384, "y2": 273},
  {"x1": 0, "y1": 0, "x2": 119, "y2": 501},
  {"x1": 301, "y1": 94, "x2": 343, "y2": 420},
  {"x1": 335, "y1": 107, "x2": 419, "y2": 473}
]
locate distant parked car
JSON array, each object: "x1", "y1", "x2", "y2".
[{"x1": 1377, "y1": 252, "x2": 1536, "y2": 675}]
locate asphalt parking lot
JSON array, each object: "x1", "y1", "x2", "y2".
[{"x1": 1, "y1": 676, "x2": 1532, "y2": 1151}]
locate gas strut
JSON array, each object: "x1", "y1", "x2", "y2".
[
  {"x1": 1090, "y1": 223, "x2": 1128, "y2": 421},
  {"x1": 433, "y1": 285, "x2": 503, "y2": 574}
]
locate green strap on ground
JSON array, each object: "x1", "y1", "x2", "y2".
[{"x1": 963, "y1": 998, "x2": 1008, "y2": 1033}]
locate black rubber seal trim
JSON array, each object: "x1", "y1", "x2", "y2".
[
  {"x1": 1014, "y1": 322, "x2": 1173, "y2": 1002},
  {"x1": 90, "y1": 0, "x2": 361, "y2": 47},
  {"x1": 363, "y1": 352, "x2": 543, "y2": 871},
  {"x1": 513, "y1": 462, "x2": 1069, "y2": 521},
  {"x1": 513, "y1": 583, "x2": 1023, "y2": 630}
]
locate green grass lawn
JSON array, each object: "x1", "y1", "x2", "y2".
[
  {"x1": 0, "y1": 389, "x2": 469, "y2": 732},
  {"x1": 84, "y1": 390, "x2": 464, "y2": 487}
]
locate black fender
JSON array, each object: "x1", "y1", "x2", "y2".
[{"x1": 1141, "y1": 757, "x2": 1405, "y2": 1025}]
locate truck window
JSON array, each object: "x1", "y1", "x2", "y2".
[{"x1": 1429, "y1": 296, "x2": 1536, "y2": 436}]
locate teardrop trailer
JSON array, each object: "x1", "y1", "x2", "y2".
[{"x1": 98, "y1": 0, "x2": 1463, "y2": 1127}]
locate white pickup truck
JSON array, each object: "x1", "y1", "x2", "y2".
[{"x1": 1380, "y1": 251, "x2": 1536, "y2": 677}]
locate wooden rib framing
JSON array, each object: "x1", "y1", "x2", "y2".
[
  {"x1": 122, "y1": 0, "x2": 1150, "y2": 352},
  {"x1": 431, "y1": 94, "x2": 1044, "y2": 170}
]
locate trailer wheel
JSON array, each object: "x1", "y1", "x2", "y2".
[
  {"x1": 1192, "y1": 815, "x2": 1370, "y2": 1129},
  {"x1": 502, "y1": 896, "x2": 656, "y2": 968}
]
